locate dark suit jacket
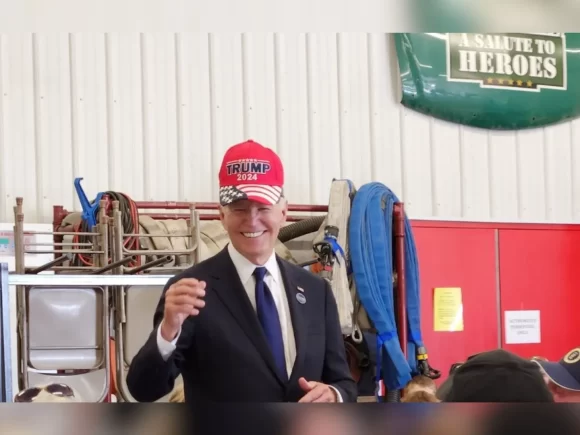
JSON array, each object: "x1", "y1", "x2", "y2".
[{"x1": 126, "y1": 246, "x2": 357, "y2": 403}]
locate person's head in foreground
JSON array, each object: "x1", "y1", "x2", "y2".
[
  {"x1": 14, "y1": 383, "x2": 79, "y2": 403},
  {"x1": 442, "y1": 349, "x2": 554, "y2": 402},
  {"x1": 401, "y1": 375, "x2": 440, "y2": 403},
  {"x1": 218, "y1": 140, "x2": 288, "y2": 265},
  {"x1": 532, "y1": 346, "x2": 580, "y2": 402}
]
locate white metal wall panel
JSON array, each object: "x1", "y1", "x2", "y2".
[{"x1": 0, "y1": 32, "x2": 579, "y2": 224}]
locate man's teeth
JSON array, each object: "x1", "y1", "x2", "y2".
[{"x1": 243, "y1": 231, "x2": 264, "y2": 238}]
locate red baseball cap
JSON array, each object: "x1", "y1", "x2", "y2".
[{"x1": 218, "y1": 140, "x2": 284, "y2": 206}]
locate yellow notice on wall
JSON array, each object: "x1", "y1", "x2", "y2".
[{"x1": 433, "y1": 287, "x2": 464, "y2": 332}]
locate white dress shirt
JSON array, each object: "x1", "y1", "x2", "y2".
[{"x1": 156, "y1": 243, "x2": 343, "y2": 402}]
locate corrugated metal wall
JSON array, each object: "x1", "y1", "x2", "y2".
[{"x1": 0, "y1": 32, "x2": 579, "y2": 224}]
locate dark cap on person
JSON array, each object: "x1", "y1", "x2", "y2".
[
  {"x1": 533, "y1": 347, "x2": 580, "y2": 391},
  {"x1": 443, "y1": 349, "x2": 554, "y2": 402},
  {"x1": 435, "y1": 362, "x2": 462, "y2": 400}
]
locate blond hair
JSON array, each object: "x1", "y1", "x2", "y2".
[
  {"x1": 401, "y1": 375, "x2": 440, "y2": 403},
  {"x1": 168, "y1": 384, "x2": 185, "y2": 403},
  {"x1": 401, "y1": 390, "x2": 440, "y2": 403}
]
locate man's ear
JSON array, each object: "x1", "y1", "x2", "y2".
[
  {"x1": 279, "y1": 197, "x2": 288, "y2": 222},
  {"x1": 219, "y1": 205, "x2": 227, "y2": 228}
]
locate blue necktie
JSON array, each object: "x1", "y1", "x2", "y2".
[{"x1": 254, "y1": 266, "x2": 286, "y2": 379}]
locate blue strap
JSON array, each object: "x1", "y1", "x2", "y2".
[
  {"x1": 323, "y1": 235, "x2": 353, "y2": 275},
  {"x1": 349, "y1": 182, "x2": 425, "y2": 395},
  {"x1": 374, "y1": 331, "x2": 398, "y2": 401},
  {"x1": 323, "y1": 234, "x2": 346, "y2": 264},
  {"x1": 74, "y1": 177, "x2": 104, "y2": 228}
]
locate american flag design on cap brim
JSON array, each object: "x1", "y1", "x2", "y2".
[
  {"x1": 219, "y1": 184, "x2": 283, "y2": 206},
  {"x1": 218, "y1": 139, "x2": 285, "y2": 206}
]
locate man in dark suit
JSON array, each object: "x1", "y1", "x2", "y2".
[{"x1": 126, "y1": 139, "x2": 357, "y2": 403}]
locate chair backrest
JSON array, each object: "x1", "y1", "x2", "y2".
[
  {"x1": 123, "y1": 285, "x2": 165, "y2": 365},
  {"x1": 28, "y1": 286, "x2": 104, "y2": 371}
]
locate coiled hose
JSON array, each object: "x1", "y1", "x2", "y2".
[
  {"x1": 71, "y1": 191, "x2": 140, "y2": 267},
  {"x1": 386, "y1": 389, "x2": 401, "y2": 402},
  {"x1": 277, "y1": 215, "x2": 326, "y2": 243}
]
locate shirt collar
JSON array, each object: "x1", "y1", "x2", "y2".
[{"x1": 227, "y1": 243, "x2": 280, "y2": 285}]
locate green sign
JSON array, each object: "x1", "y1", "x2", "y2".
[
  {"x1": 394, "y1": 33, "x2": 580, "y2": 130},
  {"x1": 448, "y1": 33, "x2": 566, "y2": 91}
]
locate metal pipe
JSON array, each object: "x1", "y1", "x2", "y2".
[
  {"x1": 393, "y1": 203, "x2": 407, "y2": 359},
  {"x1": 51, "y1": 266, "x2": 104, "y2": 271},
  {"x1": 0, "y1": 263, "x2": 13, "y2": 402},
  {"x1": 52, "y1": 205, "x2": 65, "y2": 261},
  {"x1": 89, "y1": 256, "x2": 135, "y2": 275},
  {"x1": 50, "y1": 204, "x2": 327, "y2": 226},
  {"x1": 14, "y1": 198, "x2": 24, "y2": 275},
  {"x1": 123, "y1": 265, "x2": 190, "y2": 273},
  {"x1": 122, "y1": 247, "x2": 196, "y2": 256},
  {"x1": 100, "y1": 285, "x2": 111, "y2": 403},
  {"x1": 121, "y1": 232, "x2": 192, "y2": 238},
  {"x1": 138, "y1": 213, "x2": 203, "y2": 220},
  {"x1": 134, "y1": 201, "x2": 329, "y2": 212},
  {"x1": 114, "y1": 326, "x2": 131, "y2": 402},
  {"x1": 112, "y1": 201, "x2": 123, "y2": 274},
  {"x1": 52, "y1": 202, "x2": 328, "y2": 218},
  {"x1": 13, "y1": 199, "x2": 28, "y2": 394},
  {"x1": 28, "y1": 242, "x2": 93, "y2": 247},
  {"x1": 189, "y1": 205, "x2": 197, "y2": 266},
  {"x1": 30, "y1": 250, "x2": 105, "y2": 255},
  {"x1": 133, "y1": 201, "x2": 193, "y2": 209},
  {"x1": 141, "y1": 213, "x2": 316, "y2": 222},
  {"x1": 108, "y1": 210, "x2": 118, "y2": 272},
  {"x1": 8, "y1": 274, "x2": 174, "y2": 286},
  {"x1": 193, "y1": 210, "x2": 201, "y2": 264},
  {"x1": 114, "y1": 203, "x2": 125, "y2": 269},
  {"x1": 29, "y1": 231, "x2": 98, "y2": 237},
  {"x1": 125, "y1": 255, "x2": 173, "y2": 274},
  {"x1": 53, "y1": 205, "x2": 66, "y2": 228},
  {"x1": 112, "y1": 202, "x2": 128, "y2": 329},
  {"x1": 26, "y1": 254, "x2": 71, "y2": 274},
  {"x1": 98, "y1": 201, "x2": 109, "y2": 269}
]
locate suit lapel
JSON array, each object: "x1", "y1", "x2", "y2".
[
  {"x1": 277, "y1": 257, "x2": 308, "y2": 383},
  {"x1": 209, "y1": 248, "x2": 285, "y2": 386}
]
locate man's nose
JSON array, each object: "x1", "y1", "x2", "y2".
[{"x1": 244, "y1": 207, "x2": 260, "y2": 222}]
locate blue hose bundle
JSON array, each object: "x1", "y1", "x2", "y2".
[{"x1": 349, "y1": 181, "x2": 424, "y2": 395}]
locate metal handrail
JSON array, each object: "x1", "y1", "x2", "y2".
[
  {"x1": 8, "y1": 274, "x2": 173, "y2": 287},
  {"x1": 1, "y1": 263, "x2": 13, "y2": 402}
]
